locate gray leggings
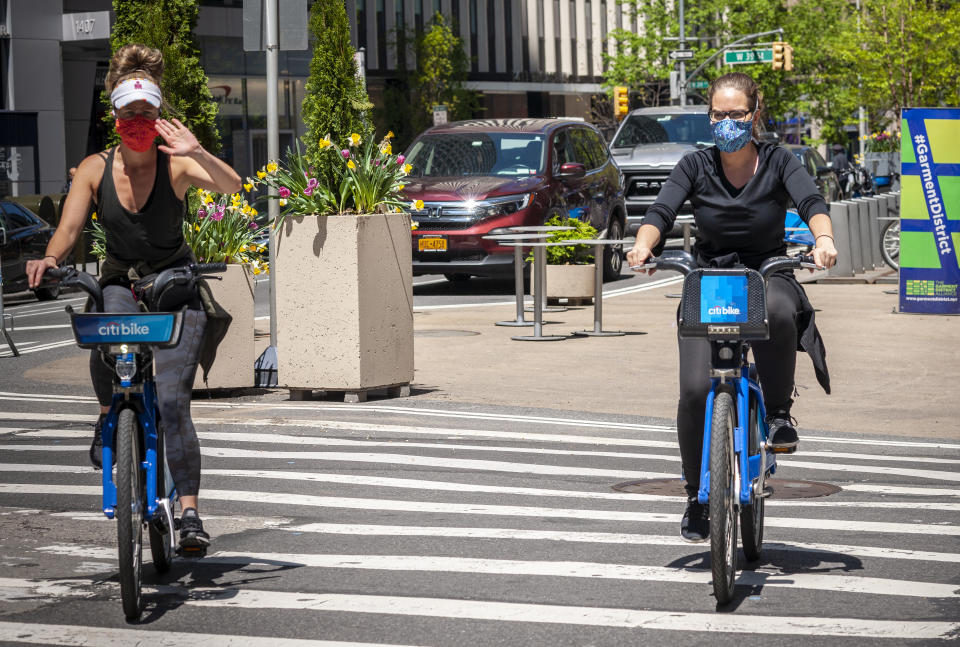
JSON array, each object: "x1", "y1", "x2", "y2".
[
  {"x1": 676, "y1": 273, "x2": 801, "y2": 496},
  {"x1": 90, "y1": 284, "x2": 207, "y2": 496}
]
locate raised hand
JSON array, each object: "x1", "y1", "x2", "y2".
[{"x1": 155, "y1": 118, "x2": 202, "y2": 158}]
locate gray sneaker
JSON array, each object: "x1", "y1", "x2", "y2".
[{"x1": 767, "y1": 414, "x2": 799, "y2": 453}]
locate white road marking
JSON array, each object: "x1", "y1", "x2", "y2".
[
  {"x1": 24, "y1": 547, "x2": 960, "y2": 599},
  {"x1": 3, "y1": 323, "x2": 72, "y2": 331},
  {"x1": 1, "y1": 580, "x2": 956, "y2": 640},
  {"x1": 0, "y1": 339, "x2": 76, "y2": 357},
  {"x1": 2, "y1": 484, "x2": 957, "y2": 535},
  {"x1": 0, "y1": 620, "x2": 422, "y2": 647},
  {"x1": 280, "y1": 522, "x2": 960, "y2": 563},
  {"x1": 3, "y1": 462, "x2": 959, "y2": 512},
  {"x1": 6, "y1": 441, "x2": 959, "y2": 483}
]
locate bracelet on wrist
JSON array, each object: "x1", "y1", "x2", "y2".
[
  {"x1": 815, "y1": 235, "x2": 834, "y2": 243},
  {"x1": 43, "y1": 255, "x2": 58, "y2": 263}
]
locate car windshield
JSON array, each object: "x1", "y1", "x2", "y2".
[
  {"x1": 611, "y1": 113, "x2": 713, "y2": 148},
  {"x1": 405, "y1": 133, "x2": 545, "y2": 177}
]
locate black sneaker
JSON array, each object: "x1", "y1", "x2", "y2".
[
  {"x1": 680, "y1": 496, "x2": 709, "y2": 543},
  {"x1": 178, "y1": 508, "x2": 210, "y2": 557},
  {"x1": 767, "y1": 414, "x2": 799, "y2": 453},
  {"x1": 89, "y1": 413, "x2": 107, "y2": 470}
]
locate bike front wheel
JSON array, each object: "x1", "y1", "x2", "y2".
[
  {"x1": 116, "y1": 407, "x2": 144, "y2": 619},
  {"x1": 881, "y1": 219, "x2": 900, "y2": 271},
  {"x1": 710, "y1": 391, "x2": 738, "y2": 604}
]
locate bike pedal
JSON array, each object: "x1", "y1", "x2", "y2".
[
  {"x1": 757, "y1": 485, "x2": 774, "y2": 498},
  {"x1": 765, "y1": 442, "x2": 798, "y2": 455},
  {"x1": 176, "y1": 544, "x2": 207, "y2": 559}
]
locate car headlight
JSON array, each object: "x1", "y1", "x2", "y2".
[{"x1": 474, "y1": 193, "x2": 533, "y2": 219}]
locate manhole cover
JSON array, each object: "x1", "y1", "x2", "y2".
[
  {"x1": 414, "y1": 329, "x2": 480, "y2": 338},
  {"x1": 613, "y1": 478, "x2": 841, "y2": 500}
]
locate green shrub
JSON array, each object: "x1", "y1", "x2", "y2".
[{"x1": 527, "y1": 215, "x2": 599, "y2": 265}]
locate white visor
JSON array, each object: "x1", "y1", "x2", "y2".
[{"x1": 110, "y1": 78, "x2": 162, "y2": 109}]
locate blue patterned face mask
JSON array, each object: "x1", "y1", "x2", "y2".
[{"x1": 712, "y1": 118, "x2": 753, "y2": 153}]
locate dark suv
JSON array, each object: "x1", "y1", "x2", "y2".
[
  {"x1": 403, "y1": 118, "x2": 627, "y2": 281},
  {"x1": 1, "y1": 201, "x2": 59, "y2": 301}
]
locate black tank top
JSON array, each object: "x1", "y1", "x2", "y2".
[{"x1": 97, "y1": 147, "x2": 187, "y2": 265}]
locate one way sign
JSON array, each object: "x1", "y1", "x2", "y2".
[{"x1": 669, "y1": 49, "x2": 695, "y2": 60}]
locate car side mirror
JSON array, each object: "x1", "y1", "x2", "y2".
[
  {"x1": 557, "y1": 162, "x2": 586, "y2": 179},
  {"x1": 816, "y1": 165, "x2": 834, "y2": 177}
]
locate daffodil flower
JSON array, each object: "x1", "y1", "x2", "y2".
[
  {"x1": 91, "y1": 212, "x2": 98, "y2": 221},
  {"x1": 347, "y1": 160, "x2": 356, "y2": 170},
  {"x1": 319, "y1": 136, "x2": 332, "y2": 149},
  {"x1": 403, "y1": 163, "x2": 412, "y2": 174},
  {"x1": 257, "y1": 170, "x2": 266, "y2": 179},
  {"x1": 397, "y1": 184, "x2": 405, "y2": 191},
  {"x1": 411, "y1": 220, "x2": 419, "y2": 230},
  {"x1": 194, "y1": 223, "x2": 201, "y2": 232},
  {"x1": 349, "y1": 133, "x2": 362, "y2": 147},
  {"x1": 267, "y1": 161, "x2": 278, "y2": 173},
  {"x1": 279, "y1": 198, "x2": 287, "y2": 207},
  {"x1": 243, "y1": 182, "x2": 253, "y2": 192},
  {"x1": 412, "y1": 199, "x2": 424, "y2": 210},
  {"x1": 386, "y1": 131, "x2": 395, "y2": 140}
]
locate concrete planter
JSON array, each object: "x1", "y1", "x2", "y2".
[
  {"x1": 275, "y1": 213, "x2": 414, "y2": 392},
  {"x1": 532, "y1": 263, "x2": 595, "y2": 300},
  {"x1": 193, "y1": 263, "x2": 255, "y2": 390},
  {"x1": 864, "y1": 152, "x2": 899, "y2": 178}
]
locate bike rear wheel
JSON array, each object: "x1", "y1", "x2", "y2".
[
  {"x1": 740, "y1": 394, "x2": 765, "y2": 562},
  {"x1": 148, "y1": 425, "x2": 175, "y2": 573},
  {"x1": 116, "y1": 408, "x2": 144, "y2": 619},
  {"x1": 710, "y1": 391, "x2": 738, "y2": 604},
  {"x1": 881, "y1": 219, "x2": 900, "y2": 271}
]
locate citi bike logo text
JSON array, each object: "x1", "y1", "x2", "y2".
[
  {"x1": 708, "y1": 305, "x2": 741, "y2": 316},
  {"x1": 98, "y1": 321, "x2": 151, "y2": 336}
]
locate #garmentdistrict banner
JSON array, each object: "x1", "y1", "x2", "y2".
[{"x1": 900, "y1": 108, "x2": 960, "y2": 314}]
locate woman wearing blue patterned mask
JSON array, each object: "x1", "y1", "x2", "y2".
[{"x1": 626, "y1": 72, "x2": 838, "y2": 544}]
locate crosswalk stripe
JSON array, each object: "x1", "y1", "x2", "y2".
[
  {"x1": 2, "y1": 484, "x2": 957, "y2": 535},
  {"x1": 3, "y1": 463, "x2": 960, "y2": 512},
  {"x1": 4, "y1": 442, "x2": 959, "y2": 484},
  {"x1": 1, "y1": 578, "x2": 955, "y2": 640},
  {"x1": 0, "y1": 620, "x2": 423, "y2": 647},
  {"x1": 29, "y1": 546, "x2": 960, "y2": 599},
  {"x1": 14, "y1": 429, "x2": 960, "y2": 469},
  {"x1": 279, "y1": 523, "x2": 960, "y2": 563}
]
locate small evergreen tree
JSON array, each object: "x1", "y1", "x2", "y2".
[
  {"x1": 302, "y1": 0, "x2": 372, "y2": 177},
  {"x1": 413, "y1": 14, "x2": 479, "y2": 124},
  {"x1": 104, "y1": 0, "x2": 220, "y2": 152}
]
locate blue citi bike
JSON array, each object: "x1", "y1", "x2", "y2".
[
  {"x1": 45, "y1": 262, "x2": 225, "y2": 619},
  {"x1": 632, "y1": 250, "x2": 816, "y2": 604}
]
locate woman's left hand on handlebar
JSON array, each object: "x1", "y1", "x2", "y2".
[{"x1": 813, "y1": 238, "x2": 838, "y2": 270}]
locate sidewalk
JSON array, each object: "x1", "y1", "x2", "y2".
[{"x1": 398, "y1": 278, "x2": 959, "y2": 440}]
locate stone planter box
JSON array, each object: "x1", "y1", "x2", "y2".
[
  {"x1": 864, "y1": 152, "x2": 899, "y2": 178},
  {"x1": 532, "y1": 263, "x2": 595, "y2": 300},
  {"x1": 275, "y1": 213, "x2": 414, "y2": 397},
  {"x1": 193, "y1": 263, "x2": 255, "y2": 390}
]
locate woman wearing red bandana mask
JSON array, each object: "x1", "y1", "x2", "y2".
[{"x1": 26, "y1": 44, "x2": 242, "y2": 554}]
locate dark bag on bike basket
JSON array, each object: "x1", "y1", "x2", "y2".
[{"x1": 678, "y1": 268, "x2": 769, "y2": 340}]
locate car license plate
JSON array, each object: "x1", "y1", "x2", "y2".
[{"x1": 418, "y1": 236, "x2": 447, "y2": 252}]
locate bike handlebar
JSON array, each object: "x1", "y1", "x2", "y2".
[
  {"x1": 629, "y1": 252, "x2": 818, "y2": 278},
  {"x1": 192, "y1": 262, "x2": 228, "y2": 274}
]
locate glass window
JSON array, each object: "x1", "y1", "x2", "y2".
[
  {"x1": 405, "y1": 133, "x2": 545, "y2": 177},
  {"x1": 552, "y1": 128, "x2": 576, "y2": 171},
  {"x1": 611, "y1": 112, "x2": 713, "y2": 148},
  {"x1": 1, "y1": 202, "x2": 39, "y2": 229},
  {"x1": 588, "y1": 128, "x2": 610, "y2": 166},
  {"x1": 571, "y1": 128, "x2": 598, "y2": 169}
]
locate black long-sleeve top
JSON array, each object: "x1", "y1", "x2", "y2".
[{"x1": 643, "y1": 142, "x2": 829, "y2": 269}]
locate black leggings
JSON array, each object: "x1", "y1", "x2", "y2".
[
  {"x1": 676, "y1": 273, "x2": 800, "y2": 496},
  {"x1": 90, "y1": 284, "x2": 207, "y2": 496}
]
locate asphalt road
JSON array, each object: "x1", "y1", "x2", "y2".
[{"x1": 0, "y1": 262, "x2": 958, "y2": 646}]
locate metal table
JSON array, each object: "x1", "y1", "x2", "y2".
[
  {"x1": 497, "y1": 240, "x2": 580, "y2": 341},
  {"x1": 481, "y1": 232, "x2": 552, "y2": 327},
  {"x1": 506, "y1": 226, "x2": 574, "y2": 314},
  {"x1": 565, "y1": 238, "x2": 637, "y2": 337}
]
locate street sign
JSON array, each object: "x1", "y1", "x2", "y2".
[
  {"x1": 724, "y1": 48, "x2": 773, "y2": 65},
  {"x1": 689, "y1": 80, "x2": 709, "y2": 89},
  {"x1": 433, "y1": 105, "x2": 448, "y2": 126},
  {"x1": 669, "y1": 49, "x2": 695, "y2": 61}
]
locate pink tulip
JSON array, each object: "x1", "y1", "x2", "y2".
[
  {"x1": 197, "y1": 208, "x2": 206, "y2": 219},
  {"x1": 279, "y1": 186, "x2": 291, "y2": 198},
  {"x1": 397, "y1": 154, "x2": 405, "y2": 165},
  {"x1": 341, "y1": 149, "x2": 350, "y2": 159}
]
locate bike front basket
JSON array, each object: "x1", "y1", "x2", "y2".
[
  {"x1": 678, "y1": 268, "x2": 769, "y2": 340},
  {"x1": 69, "y1": 311, "x2": 185, "y2": 349}
]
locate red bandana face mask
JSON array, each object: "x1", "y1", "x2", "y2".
[{"x1": 115, "y1": 115, "x2": 157, "y2": 152}]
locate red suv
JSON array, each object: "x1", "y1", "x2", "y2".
[{"x1": 403, "y1": 118, "x2": 627, "y2": 281}]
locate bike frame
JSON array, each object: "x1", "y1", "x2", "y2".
[
  {"x1": 99, "y1": 376, "x2": 173, "y2": 521},
  {"x1": 697, "y1": 350, "x2": 776, "y2": 507}
]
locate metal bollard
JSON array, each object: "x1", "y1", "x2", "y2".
[
  {"x1": 828, "y1": 202, "x2": 855, "y2": 277},
  {"x1": 854, "y1": 199, "x2": 871, "y2": 272},
  {"x1": 866, "y1": 197, "x2": 882, "y2": 270},
  {"x1": 844, "y1": 200, "x2": 864, "y2": 273}
]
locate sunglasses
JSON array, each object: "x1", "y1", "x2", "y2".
[
  {"x1": 708, "y1": 110, "x2": 753, "y2": 122},
  {"x1": 115, "y1": 107, "x2": 160, "y2": 120}
]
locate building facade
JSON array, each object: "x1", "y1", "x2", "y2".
[{"x1": 2, "y1": 0, "x2": 644, "y2": 197}]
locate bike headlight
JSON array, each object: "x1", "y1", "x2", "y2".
[{"x1": 115, "y1": 353, "x2": 137, "y2": 386}]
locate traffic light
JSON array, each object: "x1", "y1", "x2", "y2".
[
  {"x1": 783, "y1": 44, "x2": 794, "y2": 71},
  {"x1": 772, "y1": 42, "x2": 785, "y2": 71},
  {"x1": 614, "y1": 86, "x2": 629, "y2": 120}
]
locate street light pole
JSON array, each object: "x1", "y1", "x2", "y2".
[
  {"x1": 265, "y1": 0, "x2": 279, "y2": 349},
  {"x1": 678, "y1": 0, "x2": 687, "y2": 106}
]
